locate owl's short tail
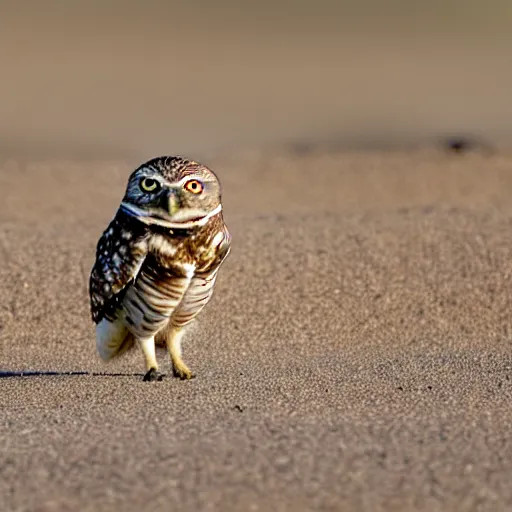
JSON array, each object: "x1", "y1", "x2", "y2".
[{"x1": 96, "y1": 317, "x2": 136, "y2": 361}]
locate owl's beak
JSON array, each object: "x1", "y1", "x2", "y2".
[{"x1": 167, "y1": 189, "x2": 180, "y2": 216}]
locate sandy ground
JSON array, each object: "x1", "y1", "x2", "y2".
[{"x1": 1, "y1": 146, "x2": 512, "y2": 511}]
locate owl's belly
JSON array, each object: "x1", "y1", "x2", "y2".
[{"x1": 120, "y1": 265, "x2": 191, "y2": 339}]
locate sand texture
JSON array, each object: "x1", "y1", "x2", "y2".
[{"x1": 1, "y1": 148, "x2": 512, "y2": 511}]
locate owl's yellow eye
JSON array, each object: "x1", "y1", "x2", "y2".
[
  {"x1": 140, "y1": 177, "x2": 160, "y2": 192},
  {"x1": 184, "y1": 179, "x2": 204, "y2": 194}
]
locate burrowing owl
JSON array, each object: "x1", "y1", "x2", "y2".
[{"x1": 88, "y1": 156, "x2": 231, "y2": 381}]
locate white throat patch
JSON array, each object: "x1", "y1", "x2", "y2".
[{"x1": 120, "y1": 203, "x2": 222, "y2": 230}]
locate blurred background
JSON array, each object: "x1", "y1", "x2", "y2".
[{"x1": 0, "y1": 0, "x2": 510, "y2": 160}]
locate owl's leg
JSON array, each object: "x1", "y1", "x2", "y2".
[
  {"x1": 166, "y1": 325, "x2": 195, "y2": 380},
  {"x1": 138, "y1": 336, "x2": 163, "y2": 382}
]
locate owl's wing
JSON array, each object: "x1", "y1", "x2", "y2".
[{"x1": 89, "y1": 214, "x2": 149, "y2": 324}]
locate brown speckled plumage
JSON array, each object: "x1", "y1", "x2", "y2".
[
  {"x1": 89, "y1": 209, "x2": 149, "y2": 324},
  {"x1": 88, "y1": 156, "x2": 231, "y2": 381}
]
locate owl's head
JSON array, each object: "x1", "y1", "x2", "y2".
[{"x1": 119, "y1": 156, "x2": 223, "y2": 229}]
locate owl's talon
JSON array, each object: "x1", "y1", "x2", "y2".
[
  {"x1": 143, "y1": 368, "x2": 164, "y2": 382},
  {"x1": 172, "y1": 366, "x2": 195, "y2": 380}
]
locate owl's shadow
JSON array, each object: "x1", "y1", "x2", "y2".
[{"x1": 0, "y1": 370, "x2": 142, "y2": 378}]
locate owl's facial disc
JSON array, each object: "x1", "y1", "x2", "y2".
[{"x1": 121, "y1": 172, "x2": 221, "y2": 229}]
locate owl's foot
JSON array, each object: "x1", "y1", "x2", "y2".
[
  {"x1": 165, "y1": 326, "x2": 195, "y2": 380},
  {"x1": 143, "y1": 368, "x2": 164, "y2": 382},
  {"x1": 172, "y1": 361, "x2": 195, "y2": 380}
]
